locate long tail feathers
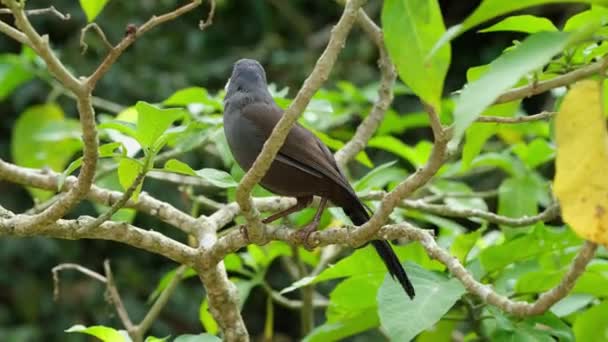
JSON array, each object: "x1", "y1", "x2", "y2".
[
  {"x1": 342, "y1": 198, "x2": 415, "y2": 299},
  {"x1": 371, "y1": 240, "x2": 415, "y2": 299}
]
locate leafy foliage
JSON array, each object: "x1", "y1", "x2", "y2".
[{"x1": 3, "y1": 0, "x2": 608, "y2": 341}]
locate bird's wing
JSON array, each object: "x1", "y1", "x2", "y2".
[{"x1": 241, "y1": 101, "x2": 354, "y2": 193}]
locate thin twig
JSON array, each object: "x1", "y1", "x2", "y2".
[
  {"x1": 0, "y1": 6, "x2": 70, "y2": 20},
  {"x1": 495, "y1": 58, "x2": 606, "y2": 104},
  {"x1": 52, "y1": 263, "x2": 107, "y2": 301},
  {"x1": 199, "y1": 0, "x2": 216, "y2": 30},
  {"x1": 476, "y1": 111, "x2": 555, "y2": 123},
  {"x1": 86, "y1": 0, "x2": 204, "y2": 89},
  {"x1": 80, "y1": 23, "x2": 113, "y2": 54},
  {"x1": 334, "y1": 8, "x2": 396, "y2": 169},
  {"x1": 261, "y1": 282, "x2": 329, "y2": 310},
  {"x1": 104, "y1": 260, "x2": 136, "y2": 334},
  {"x1": 134, "y1": 265, "x2": 187, "y2": 340}
]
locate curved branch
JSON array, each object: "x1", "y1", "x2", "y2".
[
  {"x1": 393, "y1": 198, "x2": 560, "y2": 227},
  {"x1": 334, "y1": 9, "x2": 396, "y2": 168},
  {"x1": 0, "y1": 159, "x2": 198, "y2": 235},
  {"x1": 86, "y1": 0, "x2": 204, "y2": 89},
  {"x1": 351, "y1": 108, "x2": 450, "y2": 246},
  {"x1": 235, "y1": 0, "x2": 366, "y2": 243},
  {"x1": 0, "y1": 213, "x2": 197, "y2": 265},
  {"x1": 494, "y1": 59, "x2": 605, "y2": 104}
]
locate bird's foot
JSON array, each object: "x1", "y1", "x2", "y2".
[
  {"x1": 295, "y1": 223, "x2": 318, "y2": 249},
  {"x1": 239, "y1": 224, "x2": 250, "y2": 243}
]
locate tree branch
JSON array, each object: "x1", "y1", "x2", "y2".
[
  {"x1": 350, "y1": 106, "x2": 450, "y2": 246},
  {"x1": 104, "y1": 260, "x2": 136, "y2": 333},
  {"x1": 494, "y1": 59, "x2": 605, "y2": 104},
  {"x1": 234, "y1": 0, "x2": 367, "y2": 243},
  {"x1": 86, "y1": 0, "x2": 204, "y2": 89},
  {"x1": 334, "y1": 8, "x2": 396, "y2": 169},
  {"x1": 475, "y1": 111, "x2": 555, "y2": 123}
]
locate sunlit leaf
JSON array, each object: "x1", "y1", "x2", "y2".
[
  {"x1": 199, "y1": 298, "x2": 219, "y2": 335},
  {"x1": 479, "y1": 15, "x2": 558, "y2": 33},
  {"x1": 65, "y1": 324, "x2": 127, "y2": 342},
  {"x1": 573, "y1": 301, "x2": 608, "y2": 341},
  {"x1": 451, "y1": 31, "x2": 572, "y2": 145},
  {"x1": 382, "y1": 0, "x2": 450, "y2": 109},
  {"x1": 135, "y1": 101, "x2": 184, "y2": 150},
  {"x1": 0, "y1": 48, "x2": 35, "y2": 99},
  {"x1": 430, "y1": 0, "x2": 606, "y2": 53},
  {"x1": 79, "y1": 0, "x2": 110, "y2": 22},
  {"x1": 118, "y1": 157, "x2": 143, "y2": 199}
]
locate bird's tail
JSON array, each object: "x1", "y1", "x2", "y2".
[{"x1": 342, "y1": 197, "x2": 415, "y2": 299}]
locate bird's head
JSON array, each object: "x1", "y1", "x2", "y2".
[{"x1": 225, "y1": 59, "x2": 269, "y2": 98}]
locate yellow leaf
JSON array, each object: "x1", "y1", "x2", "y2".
[{"x1": 554, "y1": 80, "x2": 608, "y2": 246}]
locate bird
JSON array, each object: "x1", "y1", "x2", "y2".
[{"x1": 222, "y1": 58, "x2": 415, "y2": 299}]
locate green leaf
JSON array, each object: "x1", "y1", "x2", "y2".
[
  {"x1": 118, "y1": 157, "x2": 143, "y2": 199},
  {"x1": 0, "y1": 50, "x2": 35, "y2": 99},
  {"x1": 451, "y1": 31, "x2": 572, "y2": 145},
  {"x1": 79, "y1": 0, "x2": 110, "y2": 22},
  {"x1": 11, "y1": 104, "x2": 82, "y2": 201},
  {"x1": 196, "y1": 168, "x2": 238, "y2": 188},
  {"x1": 164, "y1": 87, "x2": 209, "y2": 106},
  {"x1": 174, "y1": 334, "x2": 222, "y2": 342},
  {"x1": 433, "y1": 0, "x2": 606, "y2": 51},
  {"x1": 573, "y1": 301, "x2": 608, "y2": 341},
  {"x1": 354, "y1": 160, "x2": 406, "y2": 192},
  {"x1": 327, "y1": 274, "x2": 383, "y2": 322},
  {"x1": 512, "y1": 138, "x2": 555, "y2": 168},
  {"x1": 479, "y1": 226, "x2": 581, "y2": 272},
  {"x1": 378, "y1": 263, "x2": 466, "y2": 341},
  {"x1": 59, "y1": 142, "x2": 124, "y2": 190},
  {"x1": 94, "y1": 171, "x2": 137, "y2": 223},
  {"x1": 460, "y1": 64, "x2": 521, "y2": 169},
  {"x1": 497, "y1": 176, "x2": 540, "y2": 230},
  {"x1": 303, "y1": 310, "x2": 379, "y2": 342},
  {"x1": 144, "y1": 336, "x2": 170, "y2": 342},
  {"x1": 551, "y1": 294, "x2": 595, "y2": 317},
  {"x1": 163, "y1": 159, "x2": 236, "y2": 188},
  {"x1": 377, "y1": 110, "x2": 429, "y2": 135},
  {"x1": 163, "y1": 159, "x2": 197, "y2": 176},
  {"x1": 65, "y1": 324, "x2": 127, "y2": 342},
  {"x1": 479, "y1": 15, "x2": 558, "y2": 33},
  {"x1": 281, "y1": 242, "x2": 443, "y2": 294},
  {"x1": 148, "y1": 267, "x2": 196, "y2": 302},
  {"x1": 450, "y1": 230, "x2": 482, "y2": 263},
  {"x1": 135, "y1": 101, "x2": 184, "y2": 149},
  {"x1": 382, "y1": 0, "x2": 450, "y2": 109},
  {"x1": 417, "y1": 319, "x2": 457, "y2": 342},
  {"x1": 564, "y1": 5, "x2": 608, "y2": 31},
  {"x1": 98, "y1": 120, "x2": 138, "y2": 139},
  {"x1": 368, "y1": 136, "x2": 432, "y2": 167},
  {"x1": 199, "y1": 298, "x2": 219, "y2": 335}
]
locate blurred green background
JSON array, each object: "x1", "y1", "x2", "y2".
[{"x1": 0, "y1": 0, "x2": 586, "y2": 340}]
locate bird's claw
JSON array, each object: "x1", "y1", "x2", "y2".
[
  {"x1": 239, "y1": 224, "x2": 250, "y2": 242},
  {"x1": 295, "y1": 223, "x2": 317, "y2": 250}
]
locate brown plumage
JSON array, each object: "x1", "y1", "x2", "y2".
[{"x1": 223, "y1": 59, "x2": 415, "y2": 299}]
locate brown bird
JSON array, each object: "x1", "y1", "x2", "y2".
[{"x1": 223, "y1": 59, "x2": 415, "y2": 299}]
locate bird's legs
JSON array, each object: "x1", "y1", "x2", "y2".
[
  {"x1": 262, "y1": 196, "x2": 313, "y2": 224},
  {"x1": 297, "y1": 197, "x2": 328, "y2": 246}
]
